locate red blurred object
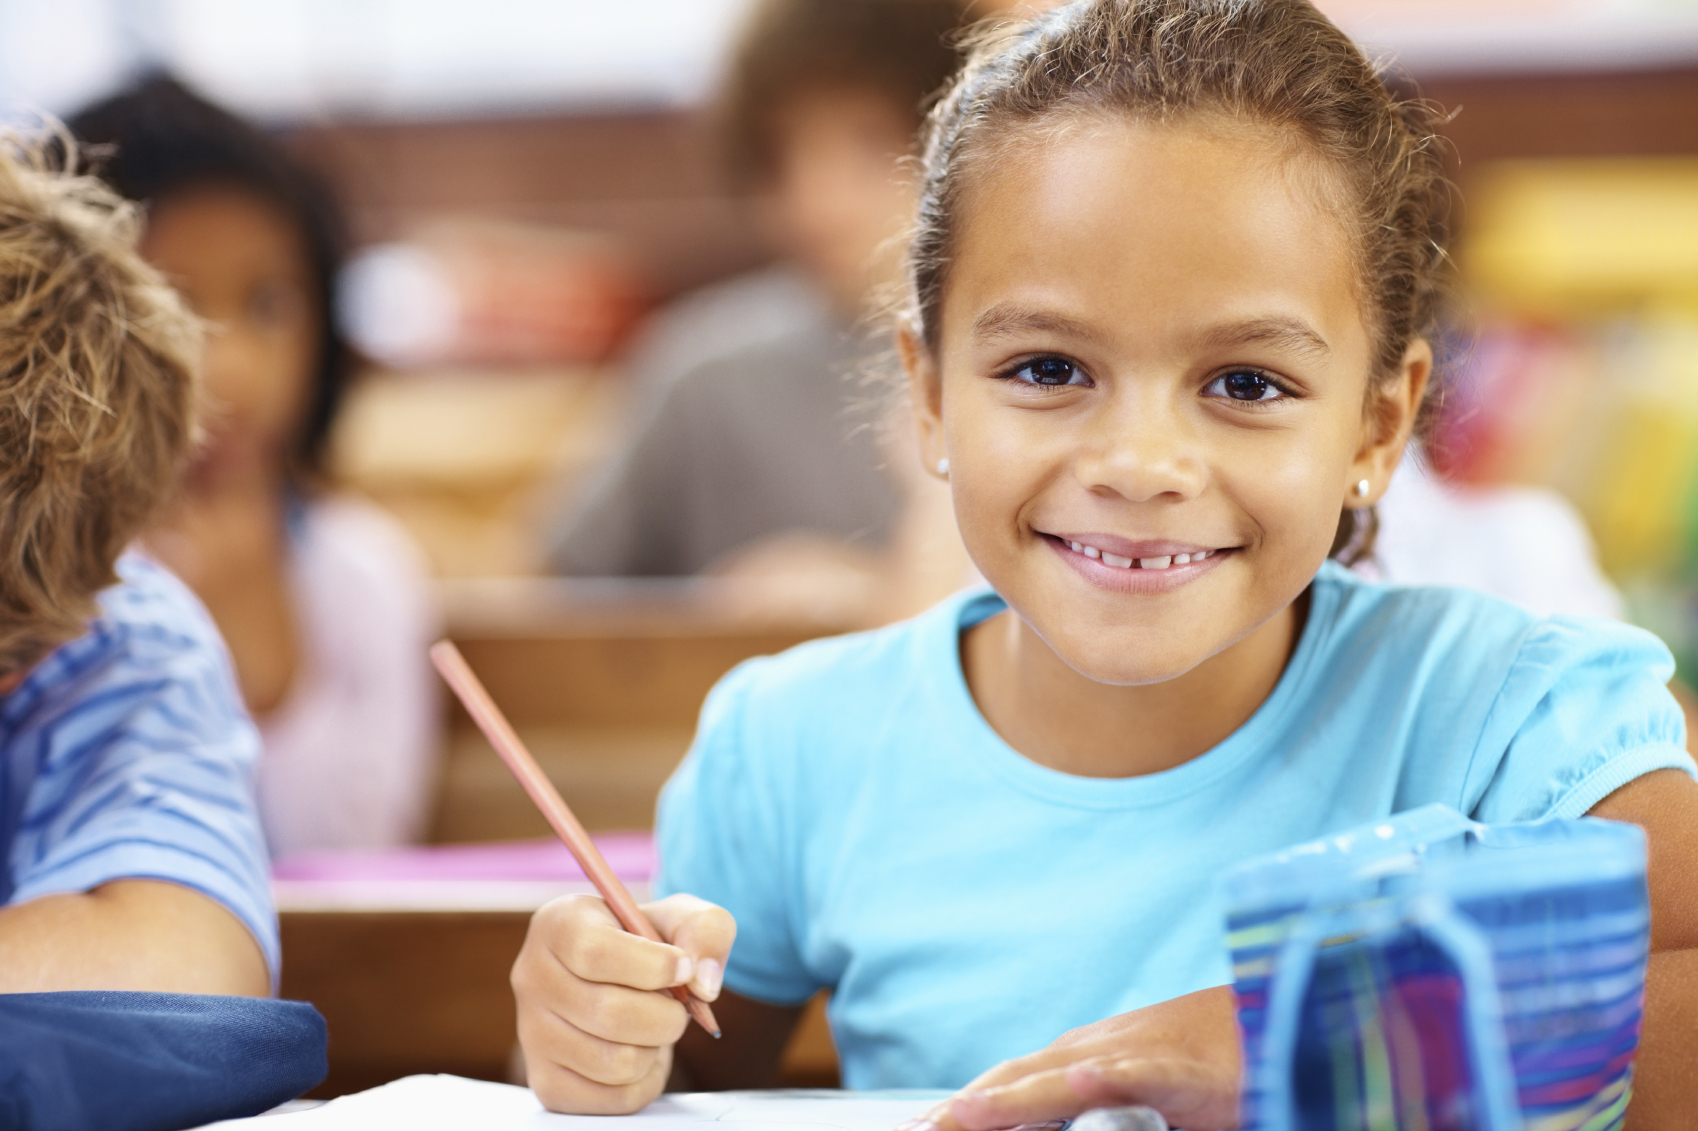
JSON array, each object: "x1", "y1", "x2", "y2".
[
  {"x1": 343, "y1": 219, "x2": 650, "y2": 369},
  {"x1": 1429, "y1": 323, "x2": 1578, "y2": 483}
]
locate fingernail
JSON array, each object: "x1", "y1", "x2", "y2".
[
  {"x1": 694, "y1": 957, "x2": 723, "y2": 1000},
  {"x1": 675, "y1": 955, "x2": 695, "y2": 985}
]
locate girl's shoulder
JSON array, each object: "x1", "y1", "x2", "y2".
[
  {"x1": 1310, "y1": 560, "x2": 1673, "y2": 698},
  {"x1": 1299, "y1": 564, "x2": 1685, "y2": 825}
]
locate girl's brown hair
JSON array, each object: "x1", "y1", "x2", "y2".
[
  {"x1": 0, "y1": 135, "x2": 200, "y2": 673},
  {"x1": 902, "y1": 0, "x2": 1455, "y2": 560}
]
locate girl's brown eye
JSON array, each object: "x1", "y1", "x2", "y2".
[
  {"x1": 1225, "y1": 372, "x2": 1267, "y2": 400},
  {"x1": 1010, "y1": 357, "x2": 1087, "y2": 386},
  {"x1": 1206, "y1": 370, "x2": 1288, "y2": 402}
]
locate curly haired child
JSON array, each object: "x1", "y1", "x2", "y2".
[{"x1": 0, "y1": 134, "x2": 273, "y2": 995}]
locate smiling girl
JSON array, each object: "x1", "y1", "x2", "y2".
[{"x1": 510, "y1": 3, "x2": 1698, "y2": 1128}]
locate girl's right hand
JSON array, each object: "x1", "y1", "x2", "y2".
[{"x1": 512, "y1": 892, "x2": 735, "y2": 1114}]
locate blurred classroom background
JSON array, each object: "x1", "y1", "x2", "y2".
[{"x1": 9, "y1": 0, "x2": 1698, "y2": 1098}]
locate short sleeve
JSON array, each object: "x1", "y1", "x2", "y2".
[
  {"x1": 654, "y1": 661, "x2": 820, "y2": 1006},
  {"x1": 5, "y1": 566, "x2": 278, "y2": 982},
  {"x1": 1468, "y1": 615, "x2": 1695, "y2": 824}
]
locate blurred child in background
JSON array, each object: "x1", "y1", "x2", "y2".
[
  {"x1": 546, "y1": 0, "x2": 963, "y2": 598},
  {"x1": 71, "y1": 79, "x2": 440, "y2": 858}
]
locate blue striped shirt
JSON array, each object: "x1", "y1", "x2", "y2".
[{"x1": 0, "y1": 553, "x2": 277, "y2": 979}]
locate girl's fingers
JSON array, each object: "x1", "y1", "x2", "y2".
[
  {"x1": 544, "y1": 963, "x2": 690, "y2": 1047},
  {"x1": 904, "y1": 1043, "x2": 1122, "y2": 1131},
  {"x1": 642, "y1": 894, "x2": 737, "y2": 1001},
  {"x1": 516, "y1": 995, "x2": 663, "y2": 1089},
  {"x1": 533, "y1": 895, "x2": 696, "y2": 992},
  {"x1": 526, "y1": 1033, "x2": 673, "y2": 1116},
  {"x1": 946, "y1": 1064, "x2": 1094, "y2": 1131},
  {"x1": 937, "y1": 1057, "x2": 1238, "y2": 1131},
  {"x1": 513, "y1": 923, "x2": 690, "y2": 1048},
  {"x1": 1066, "y1": 1057, "x2": 1240, "y2": 1131}
]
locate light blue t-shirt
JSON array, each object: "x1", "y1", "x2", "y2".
[
  {"x1": 656, "y1": 562, "x2": 1694, "y2": 1090},
  {"x1": 0, "y1": 553, "x2": 278, "y2": 978}
]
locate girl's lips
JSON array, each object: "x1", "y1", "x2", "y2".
[{"x1": 1044, "y1": 533, "x2": 1232, "y2": 593}]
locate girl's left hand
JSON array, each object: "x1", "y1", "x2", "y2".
[{"x1": 902, "y1": 987, "x2": 1242, "y2": 1131}]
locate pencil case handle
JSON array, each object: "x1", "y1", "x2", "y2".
[{"x1": 1253, "y1": 892, "x2": 1520, "y2": 1131}]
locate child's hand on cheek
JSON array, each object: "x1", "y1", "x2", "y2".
[
  {"x1": 512, "y1": 893, "x2": 734, "y2": 1114},
  {"x1": 906, "y1": 987, "x2": 1241, "y2": 1131}
]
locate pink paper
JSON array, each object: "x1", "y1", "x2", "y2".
[{"x1": 271, "y1": 830, "x2": 655, "y2": 883}]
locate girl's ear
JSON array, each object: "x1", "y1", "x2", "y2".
[
  {"x1": 898, "y1": 322, "x2": 948, "y2": 476},
  {"x1": 1346, "y1": 337, "x2": 1432, "y2": 507}
]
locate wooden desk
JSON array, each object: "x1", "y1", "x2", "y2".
[
  {"x1": 429, "y1": 578, "x2": 848, "y2": 840},
  {"x1": 278, "y1": 882, "x2": 838, "y2": 1098}
]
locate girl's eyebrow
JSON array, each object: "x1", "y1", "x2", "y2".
[
  {"x1": 1199, "y1": 316, "x2": 1331, "y2": 360},
  {"x1": 968, "y1": 307, "x2": 1331, "y2": 362},
  {"x1": 969, "y1": 303, "x2": 1104, "y2": 345}
]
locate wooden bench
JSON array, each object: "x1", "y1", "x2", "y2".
[{"x1": 280, "y1": 578, "x2": 847, "y2": 1096}]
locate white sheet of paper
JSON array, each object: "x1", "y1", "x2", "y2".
[{"x1": 198, "y1": 1078, "x2": 949, "y2": 1131}]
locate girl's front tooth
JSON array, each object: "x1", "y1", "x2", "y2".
[
  {"x1": 1139, "y1": 556, "x2": 1172, "y2": 570},
  {"x1": 1174, "y1": 553, "x2": 1190, "y2": 565},
  {"x1": 1101, "y1": 552, "x2": 1133, "y2": 569},
  {"x1": 1084, "y1": 546, "x2": 1100, "y2": 559}
]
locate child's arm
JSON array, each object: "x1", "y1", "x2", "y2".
[
  {"x1": 0, "y1": 879, "x2": 267, "y2": 995},
  {"x1": 516, "y1": 891, "x2": 798, "y2": 1114},
  {"x1": 1585, "y1": 768, "x2": 1698, "y2": 1131}
]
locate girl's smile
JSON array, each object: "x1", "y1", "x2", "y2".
[{"x1": 1044, "y1": 533, "x2": 1230, "y2": 595}]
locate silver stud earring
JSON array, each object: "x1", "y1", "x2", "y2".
[
  {"x1": 1354, "y1": 479, "x2": 1371, "y2": 499},
  {"x1": 937, "y1": 458, "x2": 950, "y2": 478}
]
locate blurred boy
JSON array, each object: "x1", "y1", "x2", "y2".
[
  {"x1": 546, "y1": 0, "x2": 963, "y2": 581},
  {"x1": 0, "y1": 137, "x2": 272, "y2": 995}
]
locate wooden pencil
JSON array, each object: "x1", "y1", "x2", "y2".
[{"x1": 429, "y1": 640, "x2": 722, "y2": 1038}]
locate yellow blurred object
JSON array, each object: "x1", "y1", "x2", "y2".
[
  {"x1": 328, "y1": 369, "x2": 622, "y2": 577},
  {"x1": 1577, "y1": 316, "x2": 1698, "y2": 577},
  {"x1": 1467, "y1": 158, "x2": 1698, "y2": 316}
]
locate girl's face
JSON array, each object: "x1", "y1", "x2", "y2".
[
  {"x1": 142, "y1": 184, "x2": 320, "y2": 482},
  {"x1": 907, "y1": 116, "x2": 1427, "y2": 686}
]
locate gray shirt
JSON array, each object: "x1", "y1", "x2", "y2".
[{"x1": 547, "y1": 271, "x2": 900, "y2": 577}]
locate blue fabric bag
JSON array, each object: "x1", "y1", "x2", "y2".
[
  {"x1": 1224, "y1": 806, "x2": 1649, "y2": 1131},
  {"x1": 0, "y1": 992, "x2": 327, "y2": 1131}
]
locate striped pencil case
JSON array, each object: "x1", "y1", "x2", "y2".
[{"x1": 1223, "y1": 805, "x2": 1649, "y2": 1131}]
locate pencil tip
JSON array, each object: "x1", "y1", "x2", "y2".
[{"x1": 711, "y1": 1029, "x2": 723, "y2": 1039}]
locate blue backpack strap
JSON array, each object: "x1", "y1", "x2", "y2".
[{"x1": 0, "y1": 991, "x2": 326, "y2": 1131}]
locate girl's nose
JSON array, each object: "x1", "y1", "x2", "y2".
[{"x1": 1071, "y1": 395, "x2": 1207, "y2": 503}]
